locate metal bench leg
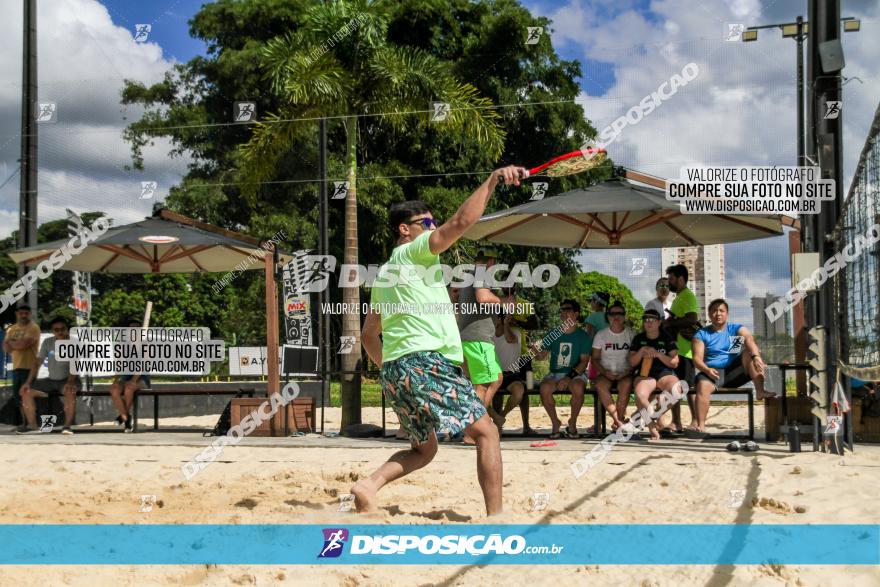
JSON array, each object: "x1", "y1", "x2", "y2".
[
  {"x1": 133, "y1": 393, "x2": 139, "y2": 432},
  {"x1": 748, "y1": 392, "x2": 755, "y2": 440},
  {"x1": 153, "y1": 395, "x2": 159, "y2": 430}
]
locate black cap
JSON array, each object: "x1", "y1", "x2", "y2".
[
  {"x1": 642, "y1": 308, "x2": 661, "y2": 320},
  {"x1": 591, "y1": 292, "x2": 610, "y2": 307}
]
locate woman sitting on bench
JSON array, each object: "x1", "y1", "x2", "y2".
[{"x1": 628, "y1": 308, "x2": 680, "y2": 441}]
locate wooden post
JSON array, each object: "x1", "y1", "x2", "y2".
[{"x1": 265, "y1": 251, "x2": 281, "y2": 435}]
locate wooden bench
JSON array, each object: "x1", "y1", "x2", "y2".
[{"x1": 494, "y1": 385, "x2": 755, "y2": 440}]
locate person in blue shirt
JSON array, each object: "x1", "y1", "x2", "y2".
[{"x1": 691, "y1": 298, "x2": 777, "y2": 433}]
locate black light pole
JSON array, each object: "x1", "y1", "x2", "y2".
[
  {"x1": 318, "y1": 117, "x2": 329, "y2": 433},
  {"x1": 809, "y1": 0, "x2": 847, "y2": 452},
  {"x1": 19, "y1": 0, "x2": 38, "y2": 315}
]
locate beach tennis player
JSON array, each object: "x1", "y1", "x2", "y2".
[{"x1": 354, "y1": 165, "x2": 527, "y2": 516}]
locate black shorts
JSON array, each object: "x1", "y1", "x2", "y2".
[
  {"x1": 635, "y1": 369, "x2": 675, "y2": 381},
  {"x1": 675, "y1": 356, "x2": 695, "y2": 386},
  {"x1": 695, "y1": 355, "x2": 750, "y2": 389},
  {"x1": 500, "y1": 371, "x2": 525, "y2": 390}
]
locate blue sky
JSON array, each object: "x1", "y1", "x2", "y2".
[{"x1": 98, "y1": 0, "x2": 207, "y2": 62}]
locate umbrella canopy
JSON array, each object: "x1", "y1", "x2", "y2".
[
  {"x1": 464, "y1": 178, "x2": 797, "y2": 248},
  {"x1": 9, "y1": 209, "x2": 292, "y2": 273}
]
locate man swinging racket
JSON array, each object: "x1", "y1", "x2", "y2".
[{"x1": 353, "y1": 165, "x2": 528, "y2": 516}]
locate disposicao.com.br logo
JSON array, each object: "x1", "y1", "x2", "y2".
[{"x1": 317, "y1": 528, "x2": 563, "y2": 558}]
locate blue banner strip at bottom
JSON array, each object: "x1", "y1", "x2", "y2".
[{"x1": 0, "y1": 525, "x2": 877, "y2": 565}]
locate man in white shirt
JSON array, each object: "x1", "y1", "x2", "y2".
[
  {"x1": 645, "y1": 277, "x2": 672, "y2": 320},
  {"x1": 591, "y1": 302, "x2": 635, "y2": 432}
]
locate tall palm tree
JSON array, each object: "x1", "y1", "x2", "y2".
[{"x1": 239, "y1": 0, "x2": 505, "y2": 429}]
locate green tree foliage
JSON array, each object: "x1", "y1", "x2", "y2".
[
  {"x1": 556, "y1": 271, "x2": 645, "y2": 330},
  {"x1": 116, "y1": 0, "x2": 606, "y2": 421}
]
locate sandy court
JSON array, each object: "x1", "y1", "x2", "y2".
[{"x1": 1, "y1": 406, "x2": 878, "y2": 586}]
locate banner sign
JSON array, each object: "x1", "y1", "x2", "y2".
[{"x1": 282, "y1": 250, "x2": 314, "y2": 345}]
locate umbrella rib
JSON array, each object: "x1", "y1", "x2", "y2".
[
  {"x1": 164, "y1": 245, "x2": 214, "y2": 263},
  {"x1": 577, "y1": 227, "x2": 593, "y2": 248},
  {"x1": 485, "y1": 216, "x2": 540, "y2": 240},
  {"x1": 662, "y1": 220, "x2": 701, "y2": 246},
  {"x1": 97, "y1": 244, "x2": 152, "y2": 265},
  {"x1": 619, "y1": 211, "x2": 679, "y2": 235},
  {"x1": 588, "y1": 213, "x2": 612, "y2": 234},
  {"x1": 715, "y1": 214, "x2": 782, "y2": 235},
  {"x1": 190, "y1": 254, "x2": 207, "y2": 272},
  {"x1": 549, "y1": 214, "x2": 610, "y2": 236},
  {"x1": 158, "y1": 245, "x2": 181, "y2": 263},
  {"x1": 99, "y1": 252, "x2": 120, "y2": 272}
]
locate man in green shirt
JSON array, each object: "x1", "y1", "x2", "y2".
[
  {"x1": 355, "y1": 165, "x2": 527, "y2": 516},
  {"x1": 663, "y1": 264, "x2": 700, "y2": 432},
  {"x1": 534, "y1": 300, "x2": 591, "y2": 439}
]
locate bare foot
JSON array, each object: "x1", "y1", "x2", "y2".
[
  {"x1": 756, "y1": 389, "x2": 778, "y2": 400},
  {"x1": 350, "y1": 480, "x2": 379, "y2": 513},
  {"x1": 462, "y1": 434, "x2": 477, "y2": 445}
]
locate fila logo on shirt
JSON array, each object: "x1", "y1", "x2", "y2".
[{"x1": 603, "y1": 342, "x2": 631, "y2": 351}]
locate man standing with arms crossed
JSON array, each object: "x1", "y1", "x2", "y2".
[
  {"x1": 458, "y1": 249, "x2": 512, "y2": 439},
  {"x1": 354, "y1": 165, "x2": 527, "y2": 516},
  {"x1": 3, "y1": 304, "x2": 41, "y2": 426},
  {"x1": 663, "y1": 264, "x2": 700, "y2": 434}
]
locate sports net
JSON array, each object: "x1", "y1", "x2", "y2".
[{"x1": 836, "y1": 101, "x2": 880, "y2": 381}]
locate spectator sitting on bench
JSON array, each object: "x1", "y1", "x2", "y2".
[
  {"x1": 17, "y1": 316, "x2": 82, "y2": 435},
  {"x1": 492, "y1": 313, "x2": 532, "y2": 434},
  {"x1": 533, "y1": 299, "x2": 590, "y2": 439},
  {"x1": 591, "y1": 302, "x2": 635, "y2": 432},
  {"x1": 628, "y1": 308, "x2": 679, "y2": 441},
  {"x1": 109, "y1": 319, "x2": 152, "y2": 433},
  {"x1": 690, "y1": 298, "x2": 777, "y2": 434}
]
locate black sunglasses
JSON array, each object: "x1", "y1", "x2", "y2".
[
  {"x1": 408, "y1": 217, "x2": 437, "y2": 229},
  {"x1": 608, "y1": 311, "x2": 626, "y2": 317},
  {"x1": 657, "y1": 284, "x2": 670, "y2": 289}
]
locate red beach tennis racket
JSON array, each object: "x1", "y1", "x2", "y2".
[{"x1": 523, "y1": 147, "x2": 608, "y2": 178}]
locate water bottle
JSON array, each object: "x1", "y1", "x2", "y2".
[{"x1": 788, "y1": 422, "x2": 801, "y2": 452}]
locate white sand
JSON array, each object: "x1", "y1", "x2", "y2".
[{"x1": 1, "y1": 405, "x2": 878, "y2": 586}]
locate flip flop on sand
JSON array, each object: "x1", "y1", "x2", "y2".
[
  {"x1": 561, "y1": 428, "x2": 580, "y2": 440},
  {"x1": 743, "y1": 441, "x2": 759, "y2": 452},
  {"x1": 530, "y1": 440, "x2": 558, "y2": 448},
  {"x1": 726, "y1": 440, "x2": 742, "y2": 452},
  {"x1": 684, "y1": 428, "x2": 710, "y2": 440},
  {"x1": 548, "y1": 430, "x2": 561, "y2": 440}
]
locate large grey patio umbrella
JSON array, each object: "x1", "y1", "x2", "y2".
[
  {"x1": 464, "y1": 175, "x2": 799, "y2": 248},
  {"x1": 8, "y1": 209, "x2": 291, "y2": 435},
  {"x1": 9, "y1": 209, "x2": 292, "y2": 272}
]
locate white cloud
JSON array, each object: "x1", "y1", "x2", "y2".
[
  {"x1": 0, "y1": 0, "x2": 188, "y2": 238},
  {"x1": 533, "y1": 0, "x2": 880, "y2": 330}
]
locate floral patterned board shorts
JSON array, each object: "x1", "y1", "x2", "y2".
[{"x1": 380, "y1": 351, "x2": 487, "y2": 444}]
